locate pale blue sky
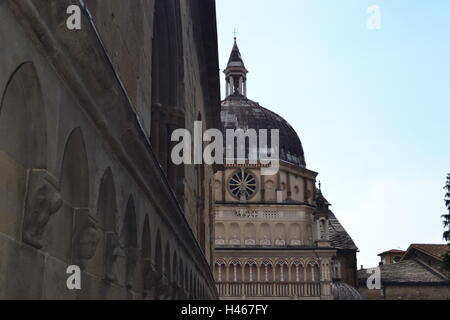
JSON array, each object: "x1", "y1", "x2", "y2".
[{"x1": 216, "y1": 0, "x2": 450, "y2": 267}]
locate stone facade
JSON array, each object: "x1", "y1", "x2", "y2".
[
  {"x1": 212, "y1": 41, "x2": 359, "y2": 300},
  {"x1": 213, "y1": 162, "x2": 356, "y2": 300},
  {"x1": 0, "y1": 0, "x2": 220, "y2": 300}
]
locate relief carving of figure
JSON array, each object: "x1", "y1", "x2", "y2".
[
  {"x1": 73, "y1": 212, "x2": 100, "y2": 269},
  {"x1": 23, "y1": 171, "x2": 62, "y2": 249},
  {"x1": 105, "y1": 233, "x2": 125, "y2": 283}
]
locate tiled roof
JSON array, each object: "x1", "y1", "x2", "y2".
[
  {"x1": 358, "y1": 259, "x2": 448, "y2": 285},
  {"x1": 378, "y1": 249, "x2": 405, "y2": 256},
  {"x1": 226, "y1": 39, "x2": 246, "y2": 69},
  {"x1": 332, "y1": 282, "x2": 364, "y2": 300},
  {"x1": 409, "y1": 244, "x2": 450, "y2": 261},
  {"x1": 328, "y1": 211, "x2": 358, "y2": 251}
]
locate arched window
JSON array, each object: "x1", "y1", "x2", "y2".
[{"x1": 0, "y1": 62, "x2": 47, "y2": 169}]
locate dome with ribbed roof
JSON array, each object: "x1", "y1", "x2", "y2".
[
  {"x1": 221, "y1": 39, "x2": 306, "y2": 167},
  {"x1": 331, "y1": 281, "x2": 364, "y2": 300},
  {"x1": 221, "y1": 94, "x2": 306, "y2": 168}
]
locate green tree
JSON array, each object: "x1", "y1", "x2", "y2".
[{"x1": 443, "y1": 174, "x2": 450, "y2": 271}]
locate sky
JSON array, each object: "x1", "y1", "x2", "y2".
[{"x1": 216, "y1": 0, "x2": 450, "y2": 268}]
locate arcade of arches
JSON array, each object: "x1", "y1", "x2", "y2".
[{"x1": 0, "y1": 0, "x2": 219, "y2": 299}]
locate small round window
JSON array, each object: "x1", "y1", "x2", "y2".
[{"x1": 228, "y1": 170, "x2": 257, "y2": 200}]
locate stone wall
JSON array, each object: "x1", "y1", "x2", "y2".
[
  {"x1": 359, "y1": 285, "x2": 450, "y2": 300},
  {"x1": 214, "y1": 165, "x2": 318, "y2": 204},
  {"x1": 0, "y1": 0, "x2": 220, "y2": 300},
  {"x1": 337, "y1": 250, "x2": 358, "y2": 287}
]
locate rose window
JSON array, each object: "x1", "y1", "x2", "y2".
[{"x1": 228, "y1": 170, "x2": 257, "y2": 200}]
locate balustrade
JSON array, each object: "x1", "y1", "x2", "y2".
[{"x1": 216, "y1": 282, "x2": 322, "y2": 298}]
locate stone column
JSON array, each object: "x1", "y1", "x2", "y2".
[
  {"x1": 288, "y1": 265, "x2": 292, "y2": 282},
  {"x1": 257, "y1": 265, "x2": 261, "y2": 282}
]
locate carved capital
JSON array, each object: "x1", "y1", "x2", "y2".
[{"x1": 23, "y1": 170, "x2": 62, "y2": 249}]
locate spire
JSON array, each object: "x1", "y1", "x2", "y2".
[
  {"x1": 224, "y1": 37, "x2": 248, "y2": 98},
  {"x1": 227, "y1": 38, "x2": 246, "y2": 69},
  {"x1": 315, "y1": 181, "x2": 330, "y2": 212}
]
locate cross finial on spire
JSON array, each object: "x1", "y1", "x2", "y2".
[{"x1": 233, "y1": 27, "x2": 238, "y2": 41}]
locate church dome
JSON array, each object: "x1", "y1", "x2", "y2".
[
  {"x1": 221, "y1": 94, "x2": 306, "y2": 168},
  {"x1": 221, "y1": 39, "x2": 306, "y2": 168},
  {"x1": 331, "y1": 282, "x2": 364, "y2": 300}
]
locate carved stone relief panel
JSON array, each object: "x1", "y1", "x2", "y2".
[
  {"x1": 72, "y1": 209, "x2": 100, "y2": 269},
  {"x1": 23, "y1": 170, "x2": 63, "y2": 249}
]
